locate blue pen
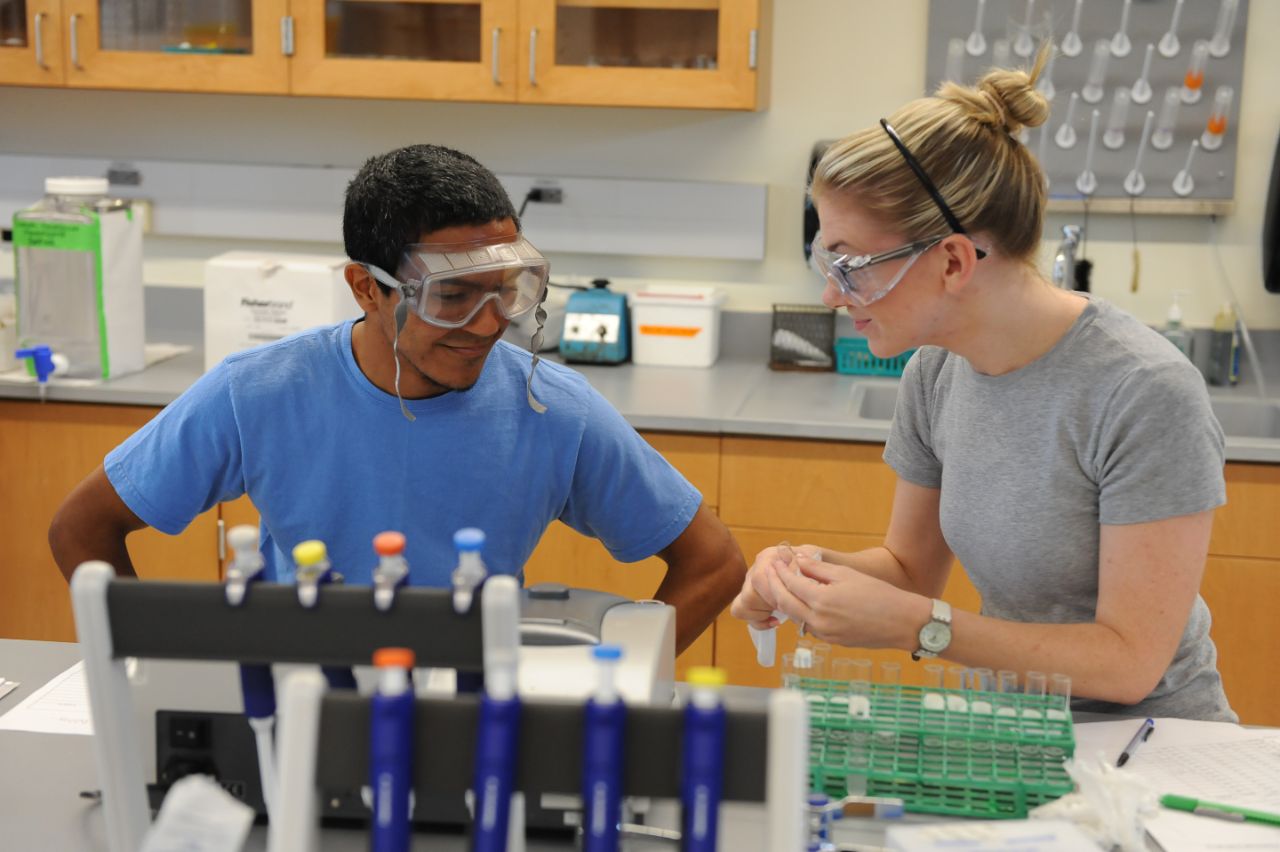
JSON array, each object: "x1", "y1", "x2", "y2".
[
  {"x1": 582, "y1": 645, "x2": 626, "y2": 852},
  {"x1": 1117, "y1": 717, "x2": 1155, "y2": 767},
  {"x1": 292, "y1": 540, "x2": 357, "y2": 690},
  {"x1": 681, "y1": 667, "x2": 728, "y2": 852},
  {"x1": 370, "y1": 647, "x2": 416, "y2": 852},
  {"x1": 225, "y1": 525, "x2": 278, "y2": 818},
  {"x1": 471, "y1": 575, "x2": 522, "y2": 852}
]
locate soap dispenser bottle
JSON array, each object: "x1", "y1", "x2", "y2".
[{"x1": 1160, "y1": 291, "x2": 1193, "y2": 360}]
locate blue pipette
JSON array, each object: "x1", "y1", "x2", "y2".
[
  {"x1": 369, "y1": 647, "x2": 416, "y2": 852},
  {"x1": 681, "y1": 667, "x2": 728, "y2": 852},
  {"x1": 582, "y1": 645, "x2": 625, "y2": 852}
]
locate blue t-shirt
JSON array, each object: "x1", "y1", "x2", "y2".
[{"x1": 105, "y1": 321, "x2": 702, "y2": 586}]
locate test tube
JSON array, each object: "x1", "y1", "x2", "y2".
[
  {"x1": 781, "y1": 652, "x2": 802, "y2": 690},
  {"x1": 966, "y1": 0, "x2": 987, "y2": 57},
  {"x1": 1013, "y1": 0, "x2": 1035, "y2": 59},
  {"x1": 944, "y1": 37, "x2": 965, "y2": 84},
  {"x1": 970, "y1": 667, "x2": 995, "y2": 716},
  {"x1": 1103, "y1": 87, "x2": 1131, "y2": 150},
  {"x1": 1048, "y1": 673, "x2": 1072, "y2": 720},
  {"x1": 1173, "y1": 139, "x2": 1199, "y2": 196},
  {"x1": 1201, "y1": 85, "x2": 1234, "y2": 151},
  {"x1": 812, "y1": 642, "x2": 831, "y2": 681},
  {"x1": 1209, "y1": 0, "x2": 1239, "y2": 59},
  {"x1": 991, "y1": 38, "x2": 1011, "y2": 71},
  {"x1": 997, "y1": 670, "x2": 1018, "y2": 693},
  {"x1": 1109, "y1": 0, "x2": 1132, "y2": 58},
  {"x1": 1024, "y1": 671, "x2": 1047, "y2": 698},
  {"x1": 1159, "y1": 0, "x2": 1184, "y2": 58},
  {"x1": 1123, "y1": 110, "x2": 1155, "y2": 196},
  {"x1": 878, "y1": 661, "x2": 901, "y2": 690},
  {"x1": 1036, "y1": 46, "x2": 1056, "y2": 102},
  {"x1": 1152, "y1": 86, "x2": 1180, "y2": 151},
  {"x1": 1081, "y1": 39, "x2": 1110, "y2": 104},
  {"x1": 1131, "y1": 43, "x2": 1154, "y2": 104},
  {"x1": 848, "y1": 658, "x2": 873, "y2": 720},
  {"x1": 1076, "y1": 109, "x2": 1100, "y2": 196},
  {"x1": 1055, "y1": 92, "x2": 1079, "y2": 149},
  {"x1": 1181, "y1": 40, "x2": 1209, "y2": 105},
  {"x1": 1060, "y1": 0, "x2": 1083, "y2": 58},
  {"x1": 923, "y1": 663, "x2": 945, "y2": 711}
]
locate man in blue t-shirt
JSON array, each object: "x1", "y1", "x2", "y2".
[{"x1": 49, "y1": 144, "x2": 746, "y2": 652}]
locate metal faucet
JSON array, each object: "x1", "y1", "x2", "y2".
[{"x1": 1051, "y1": 225, "x2": 1083, "y2": 289}]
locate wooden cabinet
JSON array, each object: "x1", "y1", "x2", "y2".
[
  {"x1": 1, "y1": 0, "x2": 770, "y2": 108},
  {"x1": 0, "y1": 400, "x2": 220, "y2": 643}
]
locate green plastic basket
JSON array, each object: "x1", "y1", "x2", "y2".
[
  {"x1": 801, "y1": 679, "x2": 1075, "y2": 819},
  {"x1": 835, "y1": 337, "x2": 915, "y2": 377}
]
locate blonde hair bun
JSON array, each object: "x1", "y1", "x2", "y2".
[{"x1": 937, "y1": 45, "x2": 1052, "y2": 136}]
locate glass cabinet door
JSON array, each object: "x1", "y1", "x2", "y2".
[
  {"x1": 520, "y1": 0, "x2": 764, "y2": 109},
  {"x1": 0, "y1": 0, "x2": 65, "y2": 84},
  {"x1": 289, "y1": 0, "x2": 517, "y2": 102},
  {"x1": 60, "y1": 0, "x2": 288, "y2": 92}
]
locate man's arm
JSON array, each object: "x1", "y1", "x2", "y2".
[
  {"x1": 652, "y1": 503, "x2": 747, "y2": 654},
  {"x1": 49, "y1": 465, "x2": 146, "y2": 581}
]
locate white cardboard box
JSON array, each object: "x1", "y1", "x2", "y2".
[
  {"x1": 628, "y1": 285, "x2": 724, "y2": 368},
  {"x1": 203, "y1": 251, "x2": 360, "y2": 372}
]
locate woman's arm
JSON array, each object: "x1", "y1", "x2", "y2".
[{"x1": 768, "y1": 509, "x2": 1215, "y2": 705}]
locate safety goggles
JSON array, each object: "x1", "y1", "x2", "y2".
[
  {"x1": 810, "y1": 232, "x2": 945, "y2": 307},
  {"x1": 363, "y1": 236, "x2": 550, "y2": 329}
]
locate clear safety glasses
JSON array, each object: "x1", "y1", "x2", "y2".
[
  {"x1": 810, "y1": 233, "x2": 945, "y2": 307},
  {"x1": 363, "y1": 236, "x2": 550, "y2": 329}
]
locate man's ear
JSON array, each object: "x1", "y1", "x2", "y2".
[
  {"x1": 939, "y1": 235, "x2": 981, "y2": 296},
  {"x1": 345, "y1": 263, "x2": 383, "y2": 313}
]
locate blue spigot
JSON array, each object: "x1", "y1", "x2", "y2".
[{"x1": 15, "y1": 345, "x2": 56, "y2": 384}]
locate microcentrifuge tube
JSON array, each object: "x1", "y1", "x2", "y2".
[
  {"x1": 923, "y1": 663, "x2": 946, "y2": 710},
  {"x1": 1014, "y1": 0, "x2": 1036, "y2": 59},
  {"x1": 1159, "y1": 0, "x2": 1184, "y2": 58},
  {"x1": 997, "y1": 670, "x2": 1019, "y2": 693},
  {"x1": 1209, "y1": 0, "x2": 1239, "y2": 59},
  {"x1": 1037, "y1": 46, "x2": 1056, "y2": 102},
  {"x1": 992, "y1": 38, "x2": 1011, "y2": 71},
  {"x1": 1048, "y1": 674, "x2": 1072, "y2": 719},
  {"x1": 1082, "y1": 39, "x2": 1110, "y2": 104},
  {"x1": 1076, "y1": 109, "x2": 1100, "y2": 196},
  {"x1": 1124, "y1": 110, "x2": 1155, "y2": 196},
  {"x1": 966, "y1": 0, "x2": 987, "y2": 57},
  {"x1": 944, "y1": 37, "x2": 965, "y2": 84},
  {"x1": 1103, "y1": 87, "x2": 1131, "y2": 150},
  {"x1": 1061, "y1": 0, "x2": 1084, "y2": 57},
  {"x1": 1173, "y1": 140, "x2": 1198, "y2": 197},
  {"x1": 1055, "y1": 91, "x2": 1079, "y2": 149},
  {"x1": 878, "y1": 661, "x2": 901, "y2": 689},
  {"x1": 1110, "y1": 0, "x2": 1133, "y2": 58},
  {"x1": 1152, "y1": 86, "x2": 1180, "y2": 150},
  {"x1": 1201, "y1": 85, "x2": 1233, "y2": 151},
  {"x1": 1024, "y1": 671, "x2": 1048, "y2": 697},
  {"x1": 1181, "y1": 40, "x2": 1209, "y2": 105},
  {"x1": 1131, "y1": 43, "x2": 1154, "y2": 104}
]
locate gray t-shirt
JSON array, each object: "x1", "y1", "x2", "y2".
[{"x1": 884, "y1": 295, "x2": 1234, "y2": 721}]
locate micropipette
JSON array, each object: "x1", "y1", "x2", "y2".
[
  {"x1": 369, "y1": 647, "x2": 415, "y2": 852},
  {"x1": 292, "y1": 540, "x2": 357, "y2": 690},
  {"x1": 681, "y1": 667, "x2": 727, "y2": 852},
  {"x1": 226, "y1": 525, "x2": 277, "y2": 820},
  {"x1": 452, "y1": 527, "x2": 489, "y2": 615},
  {"x1": 582, "y1": 645, "x2": 626, "y2": 852},
  {"x1": 371, "y1": 531, "x2": 410, "y2": 612}
]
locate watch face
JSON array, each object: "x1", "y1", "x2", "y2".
[{"x1": 920, "y1": 621, "x2": 952, "y2": 652}]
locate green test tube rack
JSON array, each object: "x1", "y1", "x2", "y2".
[{"x1": 800, "y1": 678, "x2": 1076, "y2": 819}]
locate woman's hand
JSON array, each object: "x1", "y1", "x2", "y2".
[
  {"x1": 765, "y1": 552, "x2": 926, "y2": 649},
  {"x1": 729, "y1": 543, "x2": 822, "y2": 628}
]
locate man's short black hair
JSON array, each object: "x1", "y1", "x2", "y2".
[{"x1": 343, "y1": 144, "x2": 518, "y2": 291}]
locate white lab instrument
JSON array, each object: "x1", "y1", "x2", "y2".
[
  {"x1": 1103, "y1": 88, "x2": 1131, "y2": 150},
  {"x1": 1209, "y1": 0, "x2": 1239, "y2": 58},
  {"x1": 1055, "y1": 92, "x2": 1080, "y2": 149},
  {"x1": 1060, "y1": 0, "x2": 1083, "y2": 57},
  {"x1": 1076, "y1": 110, "x2": 1101, "y2": 197},
  {"x1": 965, "y1": 0, "x2": 986, "y2": 57},
  {"x1": 1181, "y1": 40, "x2": 1209, "y2": 105},
  {"x1": 1109, "y1": 0, "x2": 1133, "y2": 58},
  {"x1": 1152, "y1": 86, "x2": 1181, "y2": 151},
  {"x1": 1173, "y1": 140, "x2": 1199, "y2": 197},
  {"x1": 1131, "y1": 43, "x2": 1154, "y2": 104},
  {"x1": 1159, "y1": 0, "x2": 1185, "y2": 58},
  {"x1": 1082, "y1": 40, "x2": 1110, "y2": 104},
  {"x1": 1036, "y1": 45, "x2": 1056, "y2": 102},
  {"x1": 1201, "y1": 85, "x2": 1234, "y2": 151},
  {"x1": 1124, "y1": 111, "x2": 1156, "y2": 196},
  {"x1": 1013, "y1": 0, "x2": 1035, "y2": 59}
]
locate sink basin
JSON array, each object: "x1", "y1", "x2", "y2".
[
  {"x1": 853, "y1": 382, "x2": 900, "y2": 421},
  {"x1": 1210, "y1": 398, "x2": 1280, "y2": 440}
]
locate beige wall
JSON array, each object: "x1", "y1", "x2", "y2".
[{"x1": 4, "y1": 0, "x2": 1280, "y2": 327}]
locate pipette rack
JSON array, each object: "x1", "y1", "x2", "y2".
[{"x1": 800, "y1": 678, "x2": 1075, "y2": 819}]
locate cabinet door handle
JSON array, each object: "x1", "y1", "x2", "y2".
[
  {"x1": 69, "y1": 12, "x2": 82, "y2": 68},
  {"x1": 748, "y1": 28, "x2": 759, "y2": 70},
  {"x1": 280, "y1": 15, "x2": 295, "y2": 56},
  {"x1": 528, "y1": 26, "x2": 538, "y2": 86},
  {"x1": 217, "y1": 518, "x2": 226, "y2": 563},
  {"x1": 34, "y1": 12, "x2": 47, "y2": 68},
  {"x1": 491, "y1": 27, "x2": 500, "y2": 85}
]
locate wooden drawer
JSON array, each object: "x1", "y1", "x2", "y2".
[
  {"x1": 720, "y1": 437, "x2": 895, "y2": 535},
  {"x1": 1209, "y1": 463, "x2": 1280, "y2": 560},
  {"x1": 1200, "y1": 555, "x2": 1280, "y2": 727}
]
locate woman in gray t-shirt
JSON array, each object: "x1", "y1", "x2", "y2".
[{"x1": 730, "y1": 49, "x2": 1233, "y2": 721}]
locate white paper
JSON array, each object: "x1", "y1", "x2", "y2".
[
  {"x1": 140, "y1": 774, "x2": 254, "y2": 852},
  {"x1": 0, "y1": 661, "x2": 93, "y2": 735},
  {"x1": 1074, "y1": 718, "x2": 1280, "y2": 851}
]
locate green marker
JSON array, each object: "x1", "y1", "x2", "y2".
[{"x1": 1161, "y1": 793, "x2": 1280, "y2": 826}]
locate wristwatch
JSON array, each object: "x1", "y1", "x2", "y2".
[{"x1": 912, "y1": 598, "x2": 953, "y2": 661}]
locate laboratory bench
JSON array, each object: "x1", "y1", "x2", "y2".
[{"x1": 3, "y1": 330, "x2": 1280, "y2": 726}]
